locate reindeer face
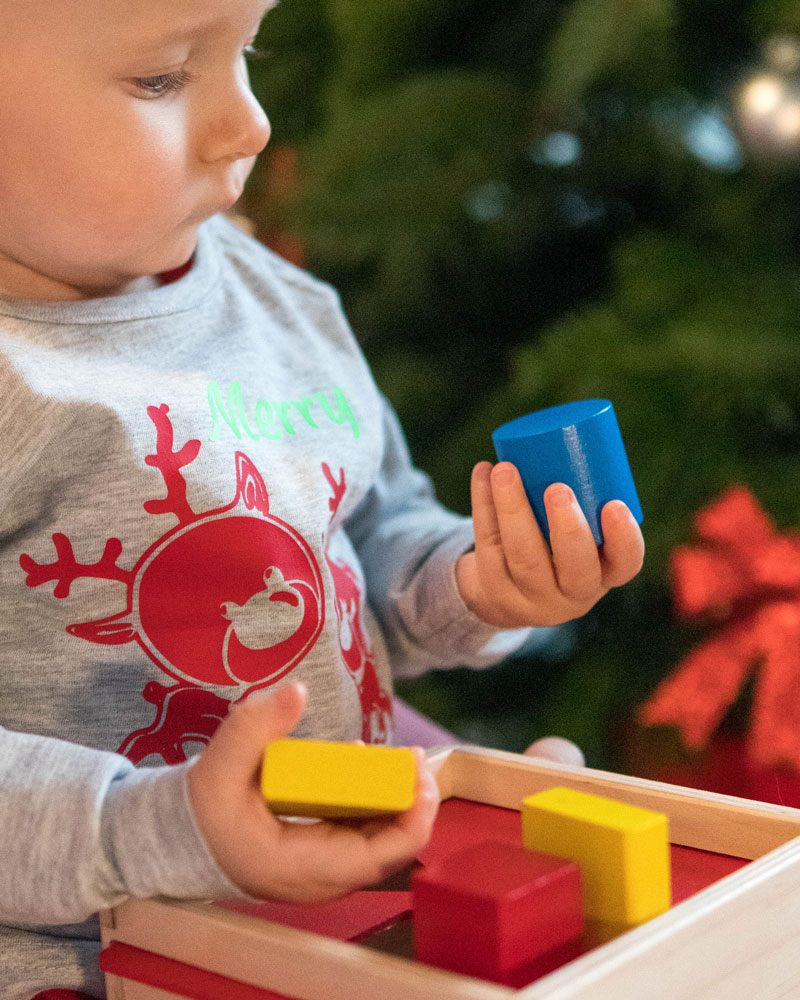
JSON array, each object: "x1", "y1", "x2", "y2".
[
  {"x1": 23, "y1": 406, "x2": 325, "y2": 699},
  {"x1": 19, "y1": 404, "x2": 393, "y2": 763},
  {"x1": 133, "y1": 512, "x2": 321, "y2": 690},
  {"x1": 221, "y1": 567, "x2": 304, "y2": 651}
]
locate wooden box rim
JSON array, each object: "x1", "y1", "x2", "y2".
[{"x1": 102, "y1": 744, "x2": 800, "y2": 1000}]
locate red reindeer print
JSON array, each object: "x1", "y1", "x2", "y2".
[
  {"x1": 322, "y1": 463, "x2": 393, "y2": 743},
  {"x1": 20, "y1": 404, "x2": 325, "y2": 763},
  {"x1": 116, "y1": 682, "x2": 231, "y2": 765}
]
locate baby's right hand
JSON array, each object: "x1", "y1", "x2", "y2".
[{"x1": 187, "y1": 681, "x2": 440, "y2": 903}]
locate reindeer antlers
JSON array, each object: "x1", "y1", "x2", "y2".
[
  {"x1": 143, "y1": 404, "x2": 201, "y2": 525},
  {"x1": 322, "y1": 463, "x2": 346, "y2": 517},
  {"x1": 20, "y1": 534, "x2": 128, "y2": 598}
]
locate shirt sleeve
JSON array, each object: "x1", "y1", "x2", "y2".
[
  {"x1": 0, "y1": 727, "x2": 243, "y2": 925},
  {"x1": 345, "y1": 396, "x2": 533, "y2": 679}
]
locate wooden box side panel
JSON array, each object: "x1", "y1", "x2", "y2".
[
  {"x1": 103, "y1": 968, "x2": 126, "y2": 1000},
  {"x1": 105, "y1": 897, "x2": 513, "y2": 1000},
  {"x1": 104, "y1": 978, "x2": 181, "y2": 1000},
  {"x1": 517, "y1": 836, "x2": 800, "y2": 1000},
  {"x1": 442, "y1": 747, "x2": 800, "y2": 858}
]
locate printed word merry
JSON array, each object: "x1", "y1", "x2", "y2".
[{"x1": 208, "y1": 381, "x2": 360, "y2": 442}]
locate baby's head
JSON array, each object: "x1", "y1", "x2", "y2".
[{"x1": 0, "y1": 0, "x2": 272, "y2": 301}]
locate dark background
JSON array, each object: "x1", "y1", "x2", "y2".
[{"x1": 239, "y1": 0, "x2": 800, "y2": 782}]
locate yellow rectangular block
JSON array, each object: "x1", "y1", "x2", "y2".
[
  {"x1": 261, "y1": 739, "x2": 416, "y2": 818},
  {"x1": 522, "y1": 786, "x2": 671, "y2": 926}
]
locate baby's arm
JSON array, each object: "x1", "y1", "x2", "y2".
[
  {"x1": 188, "y1": 682, "x2": 439, "y2": 902},
  {"x1": 0, "y1": 727, "x2": 234, "y2": 924},
  {"x1": 346, "y1": 398, "x2": 535, "y2": 677},
  {"x1": 456, "y1": 461, "x2": 645, "y2": 628},
  {"x1": 0, "y1": 686, "x2": 437, "y2": 925}
]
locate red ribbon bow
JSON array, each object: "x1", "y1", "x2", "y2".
[{"x1": 640, "y1": 486, "x2": 800, "y2": 768}]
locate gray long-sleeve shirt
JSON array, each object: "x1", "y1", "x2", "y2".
[{"x1": 0, "y1": 216, "x2": 527, "y2": 997}]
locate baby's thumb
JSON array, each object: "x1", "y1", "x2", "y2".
[{"x1": 201, "y1": 681, "x2": 308, "y2": 785}]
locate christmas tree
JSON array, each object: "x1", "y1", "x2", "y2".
[{"x1": 242, "y1": 0, "x2": 800, "y2": 782}]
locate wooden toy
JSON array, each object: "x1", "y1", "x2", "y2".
[
  {"x1": 492, "y1": 399, "x2": 642, "y2": 545},
  {"x1": 412, "y1": 839, "x2": 583, "y2": 982},
  {"x1": 521, "y1": 786, "x2": 670, "y2": 925},
  {"x1": 101, "y1": 745, "x2": 800, "y2": 1000},
  {"x1": 261, "y1": 738, "x2": 416, "y2": 818}
]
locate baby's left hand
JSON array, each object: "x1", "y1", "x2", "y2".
[{"x1": 455, "y1": 461, "x2": 644, "y2": 628}]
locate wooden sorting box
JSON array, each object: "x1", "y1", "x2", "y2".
[{"x1": 100, "y1": 744, "x2": 800, "y2": 1000}]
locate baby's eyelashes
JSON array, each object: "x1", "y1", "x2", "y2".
[
  {"x1": 132, "y1": 68, "x2": 196, "y2": 98},
  {"x1": 130, "y1": 46, "x2": 266, "y2": 99}
]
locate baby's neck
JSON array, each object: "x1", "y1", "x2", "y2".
[
  {"x1": 0, "y1": 267, "x2": 177, "y2": 302},
  {"x1": 0, "y1": 262, "x2": 152, "y2": 302},
  {"x1": 0, "y1": 245, "x2": 196, "y2": 301}
]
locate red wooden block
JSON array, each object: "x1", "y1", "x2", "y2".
[{"x1": 412, "y1": 839, "x2": 583, "y2": 983}]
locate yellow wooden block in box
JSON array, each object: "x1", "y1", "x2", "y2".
[
  {"x1": 261, "y1": 739, "x2": 417, "y2": 818},
  {"x1": 522, "y1": 787, "x2": 671, "y2": 926}
]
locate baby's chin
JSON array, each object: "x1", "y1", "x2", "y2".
[
  {"x1": 151, "y1": 222, "x2": 203, "y2": 270},
  {"x1": 0, "y1": 219, "x2": 205, "y2": 300},
  {"x1": 111, "y1": 225, "x2": 203, "y2": 294}
]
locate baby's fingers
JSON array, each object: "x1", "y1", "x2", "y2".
[
  {"x1": 543, "y1": 484, "x2": 602, "y2": 601},
  {"x1": 461, "y1": 461, "x2": 546, "y2": 624},
  {"x1": 362, "y1": 750, "x2": 439, "y2": 874},
  {"x1": 599, "y1": 500, "x2": 645, "y2": 588},
  {"x1": 488, "y1": 463, "x2": 555, "y2": 598},
  {"x1": 284, "y1": 751, "x2": 439, "y2": 900},
  {"x1": 384, "y1": 749, "x2": 440, "y2": 841},
  {"x1": 470, "y1": 462, "x2": 510, "y2": 580}
]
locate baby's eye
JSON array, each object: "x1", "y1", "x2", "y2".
[{"x1": 133, "y1": 68, "x2": 195, "y2": 98}]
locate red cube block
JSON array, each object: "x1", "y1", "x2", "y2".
[{"x1": 412, "y1": 839, "x2": 583, "y2": 982}]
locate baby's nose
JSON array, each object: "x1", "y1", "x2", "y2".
[
  {"x1": 200, "y1": 80, "x2": 271, "y2": 165},
  {"x1": 234, "y1": 91, "x2": 271, "y2": 160}
]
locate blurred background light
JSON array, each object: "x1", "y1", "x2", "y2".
[
  {"x1": 682, "y1": 108, "x2": 743, "y2": 171},
  {"x1": 532, "y1": 131, "x2": 583, "y2": 168},
  {"x1": 734, "y1": 37, "x2": 800, "y2": 160}
]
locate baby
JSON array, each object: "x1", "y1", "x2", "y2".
[{"x1": 0, "y1": 0, "x2": 644, "y2": 996}]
